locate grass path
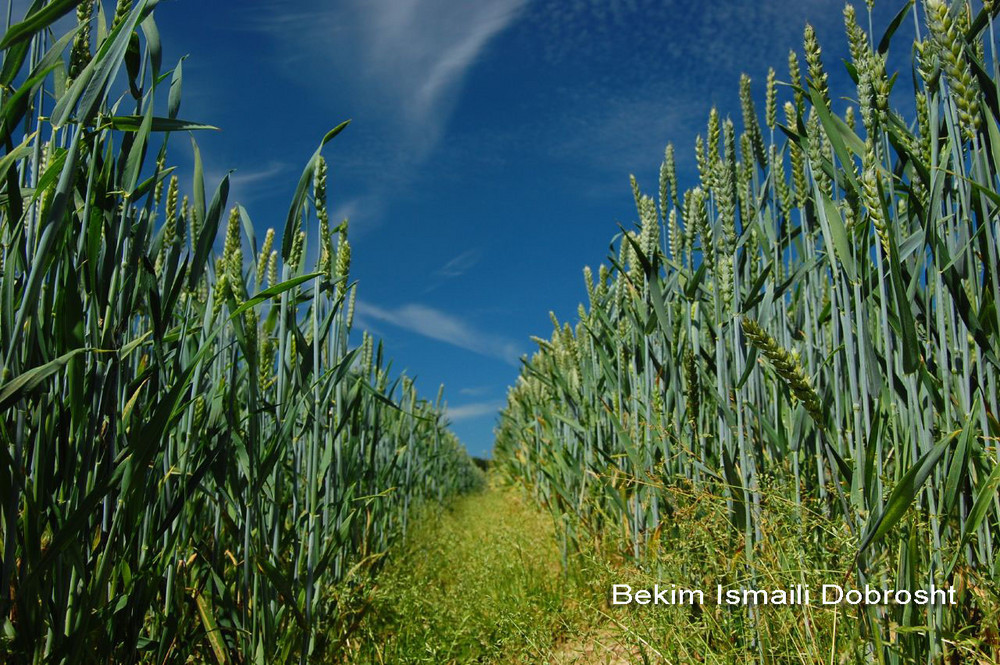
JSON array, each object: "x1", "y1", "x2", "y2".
[
  {"x1": 350, "y1": 487, "x2": 636, "y2": 664},
  {"x1": 351, "y1": 480, "x2": 1000, "y2": 663}
]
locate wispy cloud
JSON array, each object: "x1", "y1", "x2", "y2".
[
  {"x1": 550, "y1": 91, "x2": 704, "y2": 183},
  {"x1": 446, "y1": 400, "x2": 505, "y2": 422},
  {"x1": 359, "y1": 0, "x2": 526, "y2": 146},
  {"x1": 230, "y1": 162, "x2": 291, "y2": 188},
  {"x1": 422, "y1": 249, "x2": 482, "y2": 293},
  {"x1": 513, "y1": 0, "x2": 862, "y2": 181},
  {"x1": 527, "y1": 0, "x2": 844, "y2": 76},
  {"x1": 203, "y1": 161, "x2": 294, "y2": 208},
  {"x1": 235, "y1": 0, "x2": 529, "y2": 232},
  {"x1": 436, "y1": 249, "x2": 481, "y2": 278},
  {"x1": 330, "y1": 196, "x2": 385, "y2": 229},
  {"x1": 355, "y1": 301, "x2": 522, "y2": 365},
  {"x1": 253, "y1": 0, "x2": 526, "y2": 159}
]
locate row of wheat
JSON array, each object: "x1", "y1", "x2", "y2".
[
  {"x1": 496, "y1": 1, "x2": 1000, "y2": 660},
  {"x1": 0, "y1": 1, "x2": 482, "y2": 662}
]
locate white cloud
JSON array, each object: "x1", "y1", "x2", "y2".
[
  {"x1": 527, "y1": 0, "x2": 845, "y2": 76},
  {"x1": 358, "y1": 0, "x2": 526, "y2": 150},
  {"x1": 202, "y1": 162, "x2": 294, "y2": 209},
  {"x1": 254, "y1": 0, "x2": 526, "y2": 157},
  {"x1": 355, "y1": 301, "x2": 522, "y2": 365},
  {"x1": 513, "y1": 0, "x2": 875, "y2": 180},
  {"x1": 551, "y1": 91, "x2": 703, "y2": 182},
  {"x1": 237, "y1": 0, "x2": 527, "y2": 233},
  {"x1": 446, "y1": 400, "x2": 505, "y2": 422},
  {"x1": 330, "y1": 198, "x2": 366, "y2": 226},
  {"x1": 436, "y1": 249, "x2": 481, "y2": 278},
  {"x1": 422, "y1": 249, "x2": 483, "y2": 294},
  {"x1": 230, "y1": 162, "x2": 291, "y2": 188}
]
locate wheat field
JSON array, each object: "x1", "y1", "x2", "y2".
[
  {"x1": 3, "y1": 0, "x2": 1000, "y2": 663},
  {"x1": 496, "y1": 1, "x2": 1000, "y2": 661},
  {"x1": 0, "y1": 1, "x2": 482, "y2": 662}
]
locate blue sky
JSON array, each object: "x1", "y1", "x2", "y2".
[{"x1": 29, "y1": 0, "x2": 912, "y2": 457}]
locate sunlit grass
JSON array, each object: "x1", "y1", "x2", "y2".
[{"x1": 353, "y1": 487, "x2": 580, "y2": 664}]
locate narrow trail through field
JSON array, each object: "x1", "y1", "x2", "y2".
[{"x1": 352, "y1": 488, "x2": 637, "y2": 664}]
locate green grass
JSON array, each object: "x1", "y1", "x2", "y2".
[
  {"x1": 352, "y1": 486, "x2": 595, "y2": 663},
  {"x1": 355, "y1": 480, "x2": 1000, "y2": 663},
  {"x1": 579, "y1": 477, "x2": 1000, "y2": 663}
]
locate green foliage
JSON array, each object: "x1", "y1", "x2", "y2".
[
  {"x1": 353, "y1": 488, "x2": 590, "y2": 664},
  {"x1": 495, "y1": 1, "x2": 1000, "y2": 660},
  {"x1": 0, "y1": 2, "x2": 480, "y2": 662}
]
